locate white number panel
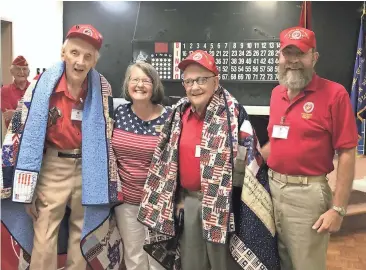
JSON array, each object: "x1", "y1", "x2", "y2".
[{"x1": 132, "y1": 40, "x2": 280, "y2": 82}]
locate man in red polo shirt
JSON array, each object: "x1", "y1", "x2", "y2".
[
  {"x1": 262, "y1": 26, "x2": 358, "y2": 270},
  {"x1": 138, "y1": 50, "x2": 280, "y2": 270},
  {"x1": 27, "y1": 25, "x2": 103, "y2": 270},
  {"x1": 1, "y1": 56, "x2": 30, "y2": 128},
  {"x1": 1, "y1": 24, "x2": 114, "y2": 270}
]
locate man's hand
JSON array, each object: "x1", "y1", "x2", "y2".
[
  {"x1": 25, "y1": 191, "x2": 48, "y2": 222},
  {"x1": 312, "y1": 209, "x2": 344, "y2": 233},
  {"x1": 175, "y1": 201, "x2": 184, "y2": 218},
  {"x1": 3, "y1": 109, "x2": 15, "y2": 121},
  {"x1": 260, "y1": 142, "x2": 270, "y2": 162}
]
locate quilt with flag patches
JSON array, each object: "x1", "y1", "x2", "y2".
[
  {"x1": 1, "y1": 62, "x2": 125, "y2": 270},
  {"x1": 138, "y1": 86, "x2": 280, "y2": 269}
]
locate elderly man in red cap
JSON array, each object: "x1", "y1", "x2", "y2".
[
  {"x1": 1, "y1": 24, "x2": 124, "y2": 270},
  {"x1": 1, "y1": 56, "x2": 30, "y2": 127},
  {"x1": 261, "y1": 27, "x2": 358, "y2": 270},
  {"x1": 138, "y1": 50, "x2": 280, "y2": 270}
]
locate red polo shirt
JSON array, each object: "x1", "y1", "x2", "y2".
[
  {"x1": 1, "y1": 81, "x2": 30, "y2": 127},
  {"x1": 45, "y1": 73, "x2": 87, "y2": 150},
  {"x1": 179, "y1": 106, "x2": 204, "y2": 191},
  {"x1": 267, "y1": 74, "x2": 358, "y2": 176}
]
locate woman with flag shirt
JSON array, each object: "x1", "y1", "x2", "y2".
[{"x1": 111, "y1": 62, "x2": 171, "y2": 270}]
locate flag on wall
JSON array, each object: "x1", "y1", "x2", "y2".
[
  {"x1": 350, "y1": 18, "x2": 366, "y2": 155},
  {"x1": 299, "y1": 1, "x2": 312, "y2": 30}
]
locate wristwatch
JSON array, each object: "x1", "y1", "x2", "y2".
[{"x1": 332, "y1": 205, "x2": 347, "y2": 217}]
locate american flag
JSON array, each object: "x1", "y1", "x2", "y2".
[
  {"x1": 351, "y1": 18, "x2": 366, "y2": 155},
  {"x1": 2, "y1": 145, "x2": 13, "y2": 167}
]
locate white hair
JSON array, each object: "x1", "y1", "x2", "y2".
[{"x1": 62, "y1": 38, "x2": 100, "y2": 62}]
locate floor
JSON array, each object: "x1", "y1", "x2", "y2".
[
  {"x1": 326, "y1": 156, "x2": 366, "y2": 270},
  {"x1": 327, "y1": 230, "x2": 366, "y2": 270}
]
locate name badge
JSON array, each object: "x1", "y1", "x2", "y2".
[
  {"x1": 71, "y1": 109, "x2": 83, "y2": 121},
  {"x1": 195, "y1": 145, "x2": 201, "y2": 157},
  {"x1": 272, "y1": 125, "x2": 289, "y2": 139}
]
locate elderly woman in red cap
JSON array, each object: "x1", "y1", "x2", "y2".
[
  {"x1": 1, "y1": 25, "x2": 125, "y2": 270},
  {"x1": 1, "y1": 56, "x2": 30, "y2": 127}
]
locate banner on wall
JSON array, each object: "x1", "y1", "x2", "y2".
[{"x1": 350, "y1": 17, "x2": 366, "y2": 155}]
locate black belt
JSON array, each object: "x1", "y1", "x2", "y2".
[
  {"x1": 58, "y1": 152, "x2": 82, "y2": 158},
  {"x1": 43, "y1": 148, "x2": 82, "y2": 158}
]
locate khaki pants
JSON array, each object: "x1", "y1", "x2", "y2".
[
  {"x1": 115, "y1": 203, "x2": 164, "y2": 270},
  {"x1": 29, "y1": 148, "x2": 86, "y2": 270},
  {"x1": 180, "y1": 190, "x2": 240, "y2": 270},
  {"x1": 268, "y1": 169, "x2": 333, "y2": 270}
]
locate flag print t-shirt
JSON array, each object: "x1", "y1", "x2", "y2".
[{"x1": 111, "y1": 103, "x2": 172, "y2": 205}]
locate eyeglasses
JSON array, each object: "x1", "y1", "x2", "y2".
[
  {"x1": 129, "y1": 78, "x2": 153, "y2": 85},
  {"x1": 182, "y1": 75, "x2": 216, "y2": 87},
  {"x1": 13, "y1": 67, "x2": 29, "y2": 73}
]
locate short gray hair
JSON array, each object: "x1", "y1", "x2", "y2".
[{"x1": 122, "y1": 62, "x2": 164, "y2": 104}]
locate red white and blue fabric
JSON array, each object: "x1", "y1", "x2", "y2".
[
  {"x1": 112, "y1": 104, "x2": 172, "y2": 205},
  {"x1": 138, "y1": 86, "x2": 280, "y2": 269},
  {"x1": 1, "y1": 62, "x2": 125, "y2": 270}
]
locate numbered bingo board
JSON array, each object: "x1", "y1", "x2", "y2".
[{"x1": 132, "y1": 40, "x2": 280, "y2": 82}]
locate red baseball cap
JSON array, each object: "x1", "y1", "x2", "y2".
[
  {"x1": 178, "y1": 50, "x2": 219, "y2": 75},
  {"x1": 12, "y1": 56, "x2": 28, "y2": 66},
  {"x1": 66, "y1": 24, "x2": 103, "y2": 50},
  {"x1": 280, "y1": 26, "x2": 316, "y2": 53}
]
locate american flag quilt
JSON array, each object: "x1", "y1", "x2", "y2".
[
  {"x1": 1, "y1": 62, "x2": 125, "y2": 270},
  {"x1": 138, "y1": 86, "x2": 280, "y2": 269}
]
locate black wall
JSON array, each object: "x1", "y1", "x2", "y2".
[
  {"x1": 63, "y1": 1, "x2": 361, "y2": 99},
  {"x1": 63, "y1": 1, "x2": 362, "y2": 144}
]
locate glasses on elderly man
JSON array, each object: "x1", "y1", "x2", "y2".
[
  {"x1": 182, "y1": 75, "x2": 216, "y2": 87},
  {"x1": 13, "y1": 67, "x2": 29, "y2": 73},
  {"x1": 129, "y1": 78, "x2": 153, "y2": 85}
]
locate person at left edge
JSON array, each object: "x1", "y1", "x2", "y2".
[
  {"x1": 0, "y1": 56, "x2": 30, "y2": 128},
  {"x1": 1, "y1": 24, "x2": 125, "y2": 270}
]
